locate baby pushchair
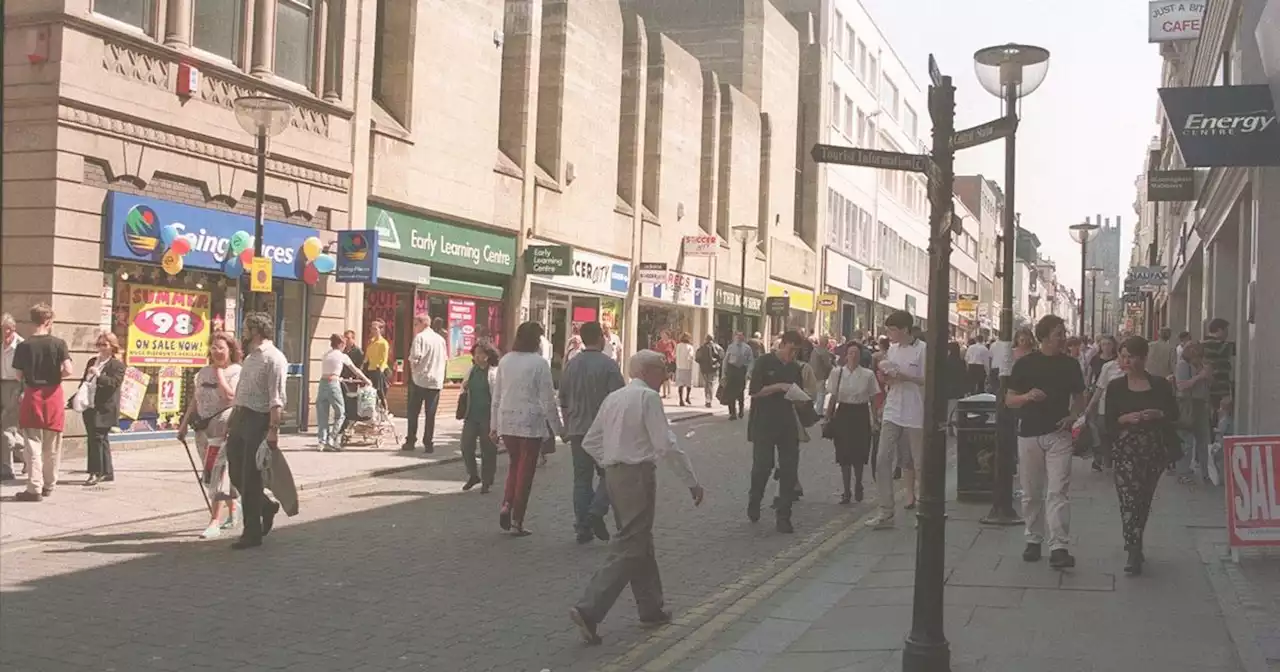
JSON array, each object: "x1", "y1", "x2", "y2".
[{"x1": 339, "y1": 380, "x2": 400, "y2": 450}]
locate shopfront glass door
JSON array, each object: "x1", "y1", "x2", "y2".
[{"x1": 248, "y1": 282, "x2": 308, "y2": 432}]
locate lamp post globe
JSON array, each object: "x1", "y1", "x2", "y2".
[
  {"x1": 232, "y1": 96, "x2": 293, "y2": 307},
  {"x1": 1069, "y1": 220, "x2": 1100, "y2": 336},
  {"x1": 731, "y1": 225, "x2": 756, "y2": 328}
]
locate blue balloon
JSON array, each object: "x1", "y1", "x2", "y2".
[
  {"x1": 312, "y1": 254, "x2": 337, "y2": 274},
  {"x1": 224, "y1": 256, "x2": 243, "y2": 278},
  {"x1": 160, "y1": 224, "x2": 180, "y2": 248}
]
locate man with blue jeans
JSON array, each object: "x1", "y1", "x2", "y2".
[{"x1": 560, "y1": 322, "x2": 626, "y2": 544}]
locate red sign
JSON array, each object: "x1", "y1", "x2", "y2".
[{"x1": 1225, "y1": 435, "x2": 1280, "y2": 547}]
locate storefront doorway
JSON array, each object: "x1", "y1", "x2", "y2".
[{"x1": 246, "y1": 281, "x2": 309, "y2": 433}]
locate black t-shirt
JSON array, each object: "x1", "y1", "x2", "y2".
[
  {"x1": 748, "y1": 353, "x2": 803, "y2": 443},
  {"x1": 12, "y1": 334, "x2": 70, "y2": 386},
  {"x1": 1008, "y1": 351, "x2": 1085, "y2": 437}
]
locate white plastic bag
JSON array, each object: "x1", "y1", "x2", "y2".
[
  {"x1": 71, "y1": 381, "x2": 93, "y2": 413},
  {"x1": 357, "y1": 386, "x2": 377, "y2": 419}
]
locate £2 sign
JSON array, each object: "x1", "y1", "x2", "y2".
[{"x1": 1225, "y1": 435, "x2": 1280, "y2": 547}]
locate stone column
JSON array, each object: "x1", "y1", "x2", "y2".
[
  {"x1": 322, "y1": 0, "x2": 344, "y2": 101},
  {"x1": 1186, "y1": 265, "x2": 1203, "y2": 334},
  {"x1": 251, "y1": 0, "x2": 277, "y2": 77},
  {"x1": 312, "y1": 0, "x2": 329, "y2": 93},
  {"x1": 164, "y1": 0, "x2": 192, "y2": 48}
]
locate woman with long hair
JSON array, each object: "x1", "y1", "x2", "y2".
[
  {"x1": 1086, "y1": 335, "x2": 1120, "y2": 470},
  {"x1": 1088, "y1": 335, "x2": 1119, "y2": 389},
  {"x1": 177, "y1": 331, "x2": 243, "y2": 539},
  {"x1": 490, "y1": 322, "x2": 565, "y2": 536},
  {"x1": 674, "y1": 333, "x2": 695, "y2": 406},
  {"x1": 1173, "y1": 341, "x2": 1213, "y2": 484},
  {"x1": 80, "y1": 331, "x2": 126, "y2": 485},
  {"x1": 460, "y1": 342, "x2": 500, "y2": 493},
  {"x1": 1012, "y1": 327, "x2": 1037, "y2": 363},
  {"x1": 1105, "y1": 336, "x2": 1179, "y2": 575},
  {"x1": 824, "y1": 342, "x2": 880, "y2": 503}
]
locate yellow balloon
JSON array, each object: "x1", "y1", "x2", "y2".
[
  {"x1": 161, "y1": 249, "x2": 184, "y2": 275},
  {"x1": 302, "y1": 236, "x2": 322, "y2": 262}
]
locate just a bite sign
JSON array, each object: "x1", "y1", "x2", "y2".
[
  {"x1": 1149, "y1": 1, "x2": 1205, "y2": 42},
  {"x1": 1225, "y1": 435, "x2": 1280, "y2": 547}
]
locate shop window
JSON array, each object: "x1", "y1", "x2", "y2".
[
  {"x1": 94, "y1": 0, "x2": 153, "y2": 32},
  {"x1": 275, "y1": 0, "x2": 316, "y2": 86},
  {"x1": 192, "y1": 0, "x2": 244, "y2": 62},
  {"x1": 373, "y1": 0, "x2": 415, "y2": 125},
  {"x1": 426, "y1": 293, "x2": 503, "y2": 381}
]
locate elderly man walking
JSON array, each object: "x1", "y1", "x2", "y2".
[
  {"x1": 1, "y1": 313, "x2": 24, "y2": 481},
  {"x1": 569, "y1": 350, "x2": 705, "y2": 645}
]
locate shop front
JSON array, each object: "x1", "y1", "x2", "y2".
[
  {"x1": 638, "y1": 269, "x2": 711, "y2": 349},
  {"x1": 525, "y1": 241, "x2": 630, "y2": 378},
  {"x1": 366, "y1": 205, "x2": 516, "y2": 410},
  {"x1": 766, "y1": 280, "x2": 815, "y2": 335},
  {"x1": 823, "y1": 249, "x2": 877, "y2": 337},
  {"x1": 101, "y1": 192, "x2": 322, "y2": 436},
  {"x1": 712, "y1": 284, "x2": 763, "y2": 345}
]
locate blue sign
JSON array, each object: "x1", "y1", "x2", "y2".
[
  {"x1": 104, "y1": 192, "x2": 320, "y2": 280},
  {"x1": 336, "y1": 230, "x2": 380, "y2": 283},
  {"x1": 609, "y1": 264, "x2": 629, "y2": 294}
]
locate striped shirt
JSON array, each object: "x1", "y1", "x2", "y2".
[
  {"x1": 234, "y1": 340, "x2": 289, "y2": 413},
  {"x1": 558, "y1": 349, "x2": 626, "y2": 438},
  {"x1": 1201, "y1": 338, "x2": 1235, "y2": 399}
]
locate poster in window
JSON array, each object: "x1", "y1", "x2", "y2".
[
  {"x1": 157, "y1": 367, "x2": 183, "y2": 414},
  {"x1": 364, "y1": 289, "x2": 399, "y2": 362},
  {"x1": 446, "y1": 298, "x2": 477, "y2": 380},
  {"x1": 118, "y1": 367, "x2": 151, "y2": 420},
  {"x1": 125, "y1": 284, "x2": 211, "y2": 367}
]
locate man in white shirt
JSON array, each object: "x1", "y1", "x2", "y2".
[
  {"x1": 404, "y1": 313, "x2": 447, "y2": 453},
  {"x1": 601, "y1": 325, "x2": 623, "y2": 363},
  {"x1": 867, "y1": 311, "x2": 926, "y2": 529},
  {"x1": 964, "y1": 338, "x2": 990, "y2": 395},
  {"x1": 569, "y1": 350, "x2": 704, "y2": 645},
  {"x1": 1, "y1": 313, "x2": 23, "y2": 480}
]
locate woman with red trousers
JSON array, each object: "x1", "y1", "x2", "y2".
[{"x1": 490, "y1": 322, "x2": 565, "y2": 536}]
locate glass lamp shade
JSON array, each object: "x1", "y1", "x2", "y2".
[
  {"x1": 1068, "y1": 221, "x2": 1100, "y2": 244},
  {"x1": 731, "y1": 224, "x2": 756, "y2": 242},
  {"x1": 1086, "y1": 266, "x2": 1104, "y2": 278},
  {"x1": 233, "y1": 96, "x2": 294, "y2": 138},
  {"x1": 973, "y1": 44, "x2": 1051, "y2": 99}
]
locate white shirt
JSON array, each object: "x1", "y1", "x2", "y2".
[
  {"x1": 320, "y1": 348, "x2": 355, "y2": 378},
  {"x1": 675, "y1": 342, "x2": 695, "y2": 370},
  {"x1": 964, "y1": 343, "x2": 990, "y2": 368},
  {"x1": 1093, "y1": 359, "x2": 1125, "y2": 415},
  {"x1": 990, "y1": 341, "x2": 1012, "y2": 376},
  {"x1": 582, "y1": 379, "x2": 699, "y2": 489},
  {"x1": 409, "y1": 328, "x2": 447, "y2": 390},
  {"x1": 491, "y1": 351, "x2": 565, "y2": 439},
  {"x1": 234, "y1": 340, "x2": 289, "y2": 413},
  {"x1": 880, "y1": 339, "x2": 926, "y2": 429},
  {"x1": 1, "y1": 333, "x2": 23, "y2": 381},
  {"x1": 604, "y1": 334, "x2": 622, "y2": 362},
  {"x1": 826, "y1": 364, "x2": 880, "y2": 405}
]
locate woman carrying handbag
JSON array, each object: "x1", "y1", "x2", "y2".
[
  {"x1": 77, "y1": 332, "x2": 125, "y2": 486},
  {"x1": 823, "y1": 343, "x2": 880, "y2": 504},
  {"x1": 177, "y1": 332, "x2": 242, "y2": 539}
]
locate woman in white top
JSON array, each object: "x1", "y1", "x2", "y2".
[
  {"x1": 673, "y1": 333, "x2": 696, "y2": 406},
  {"x1": 177, "y1": 332, "x2": 242, "y2": 539},
  {"x1": 317, "y1": 333, "x2": 371, "y2": 451},
  {"x1": 1085, "y1": 353, "x2": 1125, "y2": 472},
  {"x1": 824, "y1": 343, "x2": 881, "y2": 504},
  {"x1": 490, "y1": 322, "x2": 565, "y2": 536}
]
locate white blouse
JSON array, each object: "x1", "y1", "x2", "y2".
[
  {"x1": 675, "y1": 342, "x2": 695, "y2": 370},
  {"x1": 826, "y1": 365, "x2": 880, "y2": 405},
  {"x1": 491, "y1": 351, "x2": 565, "y2": 439}
]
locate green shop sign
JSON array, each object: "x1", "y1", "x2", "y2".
[
  {"x1": 525, "y1": 245, "x2": 573, "y2": 275},
  {"x1": 369, "y1": 205, "x2": 516, "y2": 275},
  {"x1": 714, "y1": 285, "x2": 764, "y2": 316}
]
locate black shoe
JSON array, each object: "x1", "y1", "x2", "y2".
[
  {"x1": 728, "y1": 413, "x2": 737, "y2": 420},
  {"x1": 480, "y1": 484, "x2": 491, "y2": 494},
  {"x1": 839, "y1": 492, "x2": 852, "y2": 505},
  {"x1": 40, "y1": 487, "x2": 52, "y2": 498},
  {"x1": 569, "y1": 607, "x2": 602, "y2": 645},
  {"x1": 500, "y1": 508, "x2": 512, "y2": 531},
  {"x1": 893, "y1": 467, "x2": 902, "y2": 480},
  {"x1": 83, "y1": 474, "x2": 101, "y2": 486},
  {"x1": 1049, "y1": 549, "x2": 1076, "y2": 569},
  {"x1": 463, "y1": 476, "x2": 481, "y2": 491},
  {"x1": 100, "y1": 473, "x2": 114, "y2": 483},
  {"x1": 747, "y1": 501, "x2": 761, "y2": 523},
  {"x1": 262, "y1": 501, "x2": 281, "y2": 536},
  {"x1": 776, "y1": 516, "x2": 794, "y2": 534},
  {"x1": 423, "y1": 445, "x2": 435, "y2": 454},
  {"x1": 231, "y1": 536, "x2": 262, "y2": 550},
  {"x1": 794, "y1": 483, "x2": 804, "y2": 500},
  {"x1": 639, "y1": 610, "x2": 673, "y2": 629},
  {"x1": 1022, "y1": 543, "x2": 1042, "y2": 562},
  {"x1": 401, "y1": 442, "x2": 415, "y2": 451},
  {"x1": 576, "y1": 530, "x2": 594, "y2": 544},
  {"x1": 1092, "y1": 461, "x2": 1104, "y2": 472},
  {"x1": 14, "y1": 491, "x2": 42, "y2": 502},
  {"x1": 589, "y1": 514, "x2": 610, "y2": 542},
  {"x1": 854, "y1": 483, "x2": 864, "y2": 502},
  {"x1": 1123, "y1": 547, "x2": 1145, "y2": 575}
]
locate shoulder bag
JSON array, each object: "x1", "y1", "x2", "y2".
[{"x1": 456, "y1": 369, "x2": 470, "y2": 421}]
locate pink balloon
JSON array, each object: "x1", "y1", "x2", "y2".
[{"x1": 239, "y1": 248, "x2": 254, "y2": 265}]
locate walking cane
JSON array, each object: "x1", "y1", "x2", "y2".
[{"x1": 178, "y1": 437, "x2": 213, "y2": 514}]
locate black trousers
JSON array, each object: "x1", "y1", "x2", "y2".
[
  {"x1": 83, "y1": 411, "x2": 114, "y2": 476},
  {"x1": 366, "y1": 369, "x2": 388, "y2": 403},
  {"x1": 225, "y1": 408, "x2": 271, "y2": 540},
  {"x1": 405, "y1": 383, "x2": 441, "y2": 449},
  {"x1": 723, "y1": 365, "x2": 747, "y2": 416},
  {"x1": 750, "y1": 437, "x2": 800, "y2": 516},
  {"x1": 967, "y1": 364, "x2": 987, "y2": 396}
]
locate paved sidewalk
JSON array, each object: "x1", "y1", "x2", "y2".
[
  {"x1": 0, "y1": 401, "x2": 714, "y2": 547},
  {"x1": 672, "y1": 460, "x2": 1266, "y2": 672}
]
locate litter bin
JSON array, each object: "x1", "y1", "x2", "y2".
[{"x1": 955, "y1": 393, "x2": 998, "y2": 502}]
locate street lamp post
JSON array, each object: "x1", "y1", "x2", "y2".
[
  {"x1": 974, "y1": 43, "x2": 1050, "y2": 527},
  {"x1": 1086, "y1": 266, "x2": 1103, "y2": 339},
  {"x1": 232, "y1": 96, "x2": 294, "y2": 309},
  {"x1": 732, "y1": 225, "x2": 756, "y2": 333},
  {"x1": 1099, "y1": 292, "x2": 1111, "y2": 334},
  {"x1": 1069, "y1": 220, "x2": 1100, "y2": 336},
  {"x1": 865, "y1": 267, "x2": 882, "y2": 333}
]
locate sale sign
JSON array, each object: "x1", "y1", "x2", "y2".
[
  {"x1": 157, "y1": 367, "x2": 183, "y2": 413},
  {"x1": 126, "y1": 284, "x2": 211, "y2": 367},
  {"x1": 118, "y1": 367, "x2": 151, "y2": 420},
  {"x1": 1225, "y1": 435, "x2": 1280, "y2": 547}
]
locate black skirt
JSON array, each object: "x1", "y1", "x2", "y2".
[{"x1": 830, "y1": 402, "x2": 872, "y2": 466}]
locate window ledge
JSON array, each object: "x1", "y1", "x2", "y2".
[
  {"x1": 371, "y1": 101, "x2": 412, "y2": 143},
  {"x1": 494, "y1": 152, "x2": 522, "y2": 179}
]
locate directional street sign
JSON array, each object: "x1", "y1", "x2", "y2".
[
  {"x1": 951, "y1": 115, "x2": 1018, "y2": 151},
  {"x1": 811, "y1": 145, "x2": 936, "y2": 174},
  {"x1": 928, "y1": 53, "x2": 943, "y2": 87}
]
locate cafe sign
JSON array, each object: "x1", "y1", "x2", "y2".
[{"x1": 713, "y1": 285, "x2": 764, "y2": 316}]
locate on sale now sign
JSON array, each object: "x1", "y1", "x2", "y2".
[
  {"x1": 1225, "y1": 435, "x2": 1280, "y2": 547},
  {"x1": 126, "y1": 284, "x2": 212, "y2": 367}
]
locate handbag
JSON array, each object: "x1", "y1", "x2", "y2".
[
  {"x1": 189, "y1": 406, "x2": 231, "y2": 432},
  {"x1": 455, "y1": 389, "x2": 469, "y2": 421},
  {"x1": 821, "y1": 368, "x2": 843, "y2": 440},
  {"x1": 70, "y1": 380, "x2": 92, "y2": 413}
]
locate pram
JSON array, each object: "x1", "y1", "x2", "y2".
[{"x1": 339, "y1": 380, "x2": 400, "y2": 450}]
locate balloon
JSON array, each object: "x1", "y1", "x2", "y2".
[
  {"x1": 301, "y1": 236, "x2": 322, "y2": 262},
  {"x1": 224, "y1": 256, "x2": 243, "y2": 278},
  {"x1": 239, "y1": 248, "x2": 255, "y2": 265},
  {"x1": 169, "y1": 236, "x2": 191, "y2": 256},
  {"x1": 160, "y1": 224, "x2": 180, "y2": 248},
  {"x1": 161, "y1": 250, "x2": 183, "y2": 275},
  {"x1": 302, "y1": 263, "x2": 320, "y2": 285},
  {"x1": 229, "y1": 231, "x2": 253, "y2": 255},
  {"x1": 312, "y1": 253, "x2": 336, "y2": 274}
]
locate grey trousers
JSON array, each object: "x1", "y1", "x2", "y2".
[
  {"x1": 1, "y1": 380, "x2": 23, "y2": 473},
  {"x1": 575, "y1": 462, "x2": 664, "y2": 624}
]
